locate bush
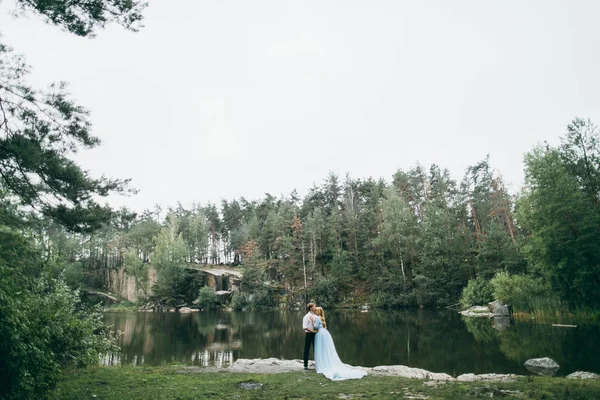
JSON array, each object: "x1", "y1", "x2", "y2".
[
  {"x1": 248, "y1": 288, "x2": 278, "y2": 310},
  {"x1": 490, "y1": 271, "x2": 561, "y2": 312},
  {"x1": 230, "y1": 293, "x2": 248, "y2": 310},
  {"x1": 0, "y1": 267, "x2": 118, "y2": 400},
  {"x1": 197, "y1": 286, "x2": 220, "y2": 309},
  {"x1": 460, "y1": 277, "x2": 494, "y2": 309},
  {"x1": 369, "y1": 290, "x2": 417, "y2": 309}
]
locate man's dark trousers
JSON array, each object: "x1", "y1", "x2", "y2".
[{"x1": 303, "y1": 331, "x2": 316, "y2": 368}]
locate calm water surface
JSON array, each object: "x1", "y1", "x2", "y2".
[{"x1": 103, "y1": 310, "x2": 599, "y2": 376}]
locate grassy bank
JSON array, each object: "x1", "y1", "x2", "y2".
[{"x1": 53, "y1": 365, "x2": 600, "y2": 400}]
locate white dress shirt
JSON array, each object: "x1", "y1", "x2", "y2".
[{"x1": 302, "y1": 311, "x2": 316, "y2": 332}]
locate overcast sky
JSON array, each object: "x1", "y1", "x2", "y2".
[{"x1": 1, "y1": 0, "x2": 599, "y2": 212}]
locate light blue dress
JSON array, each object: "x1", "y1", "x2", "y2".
[{"x1": 313, "y1": 317, "x2": 367, "y2": 381}]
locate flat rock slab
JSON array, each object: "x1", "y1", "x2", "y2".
[
  {"x1": 567, "y1": 371, "x2": 600, "y2": 379},
  {"x1": 457, "y1": 373, "x2": 522, "y2": 382},
  {"x1": 460, "y1": 306, "x2": 494, "y2": 318},
  {"x1": 371, "y1": 365, "x2": 453, "y2": 381},
  {"x1": 209, "y1": 358, "x2": 528, "y2": 383}
]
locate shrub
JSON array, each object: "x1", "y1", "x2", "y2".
[
  {"x1": 490, "y1": 271, "x2": 561, "y2": 312},
  {"x1": 248, "y1": 288, "x2": 278, "y2": 310},
  {"x1": 0, "y1": 267, "x2": 118, "y2": 400},
  {"x1": 230, "y1": 293, "x2": 248, "y2": 310},
  {"x1": 460, "y1": 277, "x2": 494, "y2": 309},
  {"x1": 197, "y1": 286, "x2": 220, "y2": 309}
]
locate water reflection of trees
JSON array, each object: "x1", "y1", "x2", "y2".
[
  {"x1": 103, "y1": 312, "x2": 241, "y2": 366},
  {"x1": 102, "y1": 311, "x2": 600, "y2": 375},
  {"x1": 462, "y1": 317, "x2": 600, "y2": 376}
]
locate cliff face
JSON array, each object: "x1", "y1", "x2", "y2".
[
  {"x1": 104, "y1": 267, "x2": 157, "y2": 303},
  {"x1": 103, "y1": 266, "x2": 242, "y2": 303}
]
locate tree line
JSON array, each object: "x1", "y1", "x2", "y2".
[{"x1": 39, "y1": 118, "x2": 600, "y2": 313}]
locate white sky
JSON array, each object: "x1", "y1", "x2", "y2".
[{"x1": 1, "y1": 0, "x2": 599, "y2": 212}]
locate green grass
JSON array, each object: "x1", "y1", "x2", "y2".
[{"x1": 53, "y1": 365, "x2": 600, "y2": 400}]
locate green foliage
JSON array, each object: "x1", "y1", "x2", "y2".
[
  {"x1": 308, "y1": 278, "x2": 343, "y2": 309},
  {"x1": 0, "y1": 43, "x2": 133, "y2": 233},
  {"x1": 0, "y1": 266, "x2": 118, "y2": 400},
  {"x1": 230, "y1": 292, "x2": 249, "y2": 310},
  {"x1": 518, "y1": 118, "x2": 600, "y2": 308},
  {"x1": 16, "y1": 0, "x2": 146, "y2": 37},
  {"x1": 123, "y1": 248, "x2": 149, "y2": 300},
  {"x1": 62, "y1": 261, "x2": 84, "y2": 288},
  {"x1": 460, "y1": 277, "x2": 494, "y2": 309},
  {"x1": 197, "y1": 286, "x2": 220, "y2": 310},
  {"x1": 0, "y1": 2, "x2": 147, "y2": 399},
  {"x1": 490, "y1": 271, "x2": 561, "y2": 312},
  {"x1": 151, "y1": 213, "x2": 188, "y2": 303},
  {"x1": 247, "y1": 289, "x2": 278, "y2": 310}
]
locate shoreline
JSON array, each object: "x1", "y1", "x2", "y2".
[
  {"x1": 54, "y1": 362, "x2": 600, "y2": 400},
  {"x1": 176, "y1": 358, "x2": 599, "y2": 382}
]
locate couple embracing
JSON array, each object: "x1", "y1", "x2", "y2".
[{"x1": 302, "y1": 303, "x2": 367, "y2": 381}]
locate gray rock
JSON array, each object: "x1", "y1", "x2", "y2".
[
  {"x1": 179, "y1": 307, "x2": 198, "y2": 313},
  {"x1": 524, "y1": 357, "x2": 560, "y2": 376},
  {"x1": 489, "y1": 300, "x2": 510, "y2": 316},
  {"x1": 460, "y1": 306, "x2": 494, "y2": 318},
  {"x1": 456, "y1": 373, "x2": 522, "y2": 382},
  {"x1": 239, "y1": 382, "x2": 263, "y2": 390},
  {"x1": 567, "y1": 371, "x2": 599, "y2": 379},
  {"x1": 371, "y1": 365, "x2": 454, "y2": 381}
]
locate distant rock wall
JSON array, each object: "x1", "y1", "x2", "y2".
[
  {"x1": 104, "y1": 267, "x2": 157, "y2": 303},
  {"x1": 102, "y1": 265, "x2": 243, "y2": 303}
]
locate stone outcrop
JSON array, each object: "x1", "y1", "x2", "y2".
[
  {"x1": 461, "y1": 301, "x2": 512, "y2": 319},
  {"x1": 456, "y1": 373, "x2": 522, "y2": 382},
  {"x1": 524, "y1": 357, "x2": 560, "y2": 376},
  {"x1": 567, "y1": 371, "x2": 599, "y2": 379},
  {"x1": 205, "y1": 358, "x2": 600, "y2": 383},
  {"x1": 228, "y1": 359, "x2": 524, "y2": 382},
  {"x1": 488, "y1": 300, "x2": 511, "y2": 316},
  {"x1": 104, "y1": 267, "x2": 157, "y2": 303},
  {"x1": 460, "y1": 306, "x2": 494, "y2": 318},
  {"x1": 101, "y1": 265, "x2": 243, "y2": 303},
  {"x1": 371, "y1": 365, "x2": 453, "y2": 381},
  {"x1": 179, "y1": 307, "x2": 199, "y2": 313}
]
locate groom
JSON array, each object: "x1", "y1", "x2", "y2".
[{"x1": 302, "y1": 302, "x2": 319, "y2": 370}]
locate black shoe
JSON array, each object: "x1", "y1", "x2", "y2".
[{"x1": 304, "y1": 367, "x2": 308, "y2": 370}]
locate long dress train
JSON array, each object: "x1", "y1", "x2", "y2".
[{"x1": 313, "y1": 317, "x2": 367, "y2": 381}]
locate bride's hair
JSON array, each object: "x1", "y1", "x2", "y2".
[{"x1": 315, "y1": 307, "x2": 327, "y2": 328}]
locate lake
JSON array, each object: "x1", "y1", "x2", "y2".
[{"x1": 102, "y1": 309, "x2": 599, "y2": 376}]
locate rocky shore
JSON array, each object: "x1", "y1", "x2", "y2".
[{"x1": 220, "y1": 358, "x2": 599, "y2": 382}]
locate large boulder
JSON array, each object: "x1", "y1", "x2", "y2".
[
  {"x1": 488, "y1": 300, "x2": 510, "y2": 316},
  {"x1": 567, "y1": 371, "x2": 599, "y2": 379},
  {"x1": 524, "y1": 357, "x2": 560, "y2": 376}
]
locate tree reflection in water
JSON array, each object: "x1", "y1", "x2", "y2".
[{"x1": 102, "y1": 310, "x2": 600, "y2": 375}]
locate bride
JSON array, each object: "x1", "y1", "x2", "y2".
[{"x1": 313, "y1": 307, "x2": 367, "y2": 381}]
